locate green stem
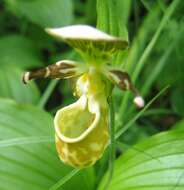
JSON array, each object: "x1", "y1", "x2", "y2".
[
  {"x1": 142, "y1": 108, "x2": 174, "y2": 117},
  {"x1": 141, "y1": 26, "x2": 183, "y2": 96},
  {"x1": 38, "y1": 80, "x2": 58, "y2": 109},
  {"x1": 118, "y1": 0, "x2": 180, "y2": 122},
  {"x1": 49, "y1": 169, "x2": 80, "y2": 190},
  {"x1": 104, "y1": 96, "x2": 115, "y2": 190},
  {"x1": 133, "y1": 0, "x2": 179, "y2": 81},
  {"x1": 115, "y1": 85, "x2": 169, "y2": 139}
]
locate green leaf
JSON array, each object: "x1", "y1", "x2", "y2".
[
  {"x1": 141, "y1": 0, "x2": 154, "y2": 10},
  {"x1": 96, "y1": 0, "x2": 130, "y2": 40},
  {"x1": 131, "y1": 0, "x2": 180, "y2": 83},
  {"x1": 0, "y1": 99, "x2": 94, "y2": 190},
  {"x1": 141, "y1": 22, "x2": 183, "y2": 96},
  {"x1": 124, "y1": 6, "x2": 161, "y2": 72},
  {"x1": 99, "y1": 130, "x2": 184, "y2": 190},
  {"x1": 118, "y1": 0, "x2": 180, "y2": 125},
  {"x1": 96, "y1": 0, "x2": 130, "y2": 65},
  {"x1": 0, "y1": 35, "x2": 42, "y2": 69},
  {"x1": 0, "y1": 67, "x2": 40, "y2": 104},
  {"x1": 173, "y1": 119, "x2": 184, "y2": 131},
  {"x1": 154, "y1": 22, "x2": 184, "y2": 89},
  {"x1": 140, "y1": 0, "x2": 161, "y2": 11},
  {"x1": 171, "y1": 87, "x2": 184, "y2": 116},
  {"x1": 5, "y1": 0, "x2": 74, "y2": 27}
]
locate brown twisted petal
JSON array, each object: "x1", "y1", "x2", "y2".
[
  {"x1": 106, "y1": 70, "x2": 135, "y2": 91},
  {"x1": 22, "y1": 60, "x2": 82, "y2": 84},
  {"x1": 105, "y1": 69, "x2": 145, "y2": 108}
]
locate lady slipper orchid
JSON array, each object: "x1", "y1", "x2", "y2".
[{"x1": 23, "y1": 25, "x2": 144, "y2": 168}]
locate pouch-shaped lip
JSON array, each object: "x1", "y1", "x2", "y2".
[{"x1": 54, "y1": 95, "x2": 100, "y2": 143}]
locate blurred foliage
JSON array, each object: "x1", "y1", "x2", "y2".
[
  {"x1": 0, "y1": 99, "x2": 94, "y2": 190},
  {"x1": 5, "y1": 0, "x2": 74, "y2": 27},
  {"x1": 0, "y1": 0, "x2": 184, "y2": 189}
]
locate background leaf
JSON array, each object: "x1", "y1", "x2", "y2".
[
  {"x1": 5, "y1": 0, "x2": 74, "y2": 27},
  {"x1": 0, "y1": 35, "x2": 42, "y2": 69},
  {"x1": 96, "y1": 0, "x2": 130, "y2": 66},
  {"x1": 173, "y1": 119, "x2": 184, "y2": 131},
  {"x1": 0, "y1": 67, "x2": 40, "y2": 104},
  {"x1": 99, "y1": 130, "x2": 184, "y2": 190},
  {"x1": 171, "y1": 87, "x2": 184, "y2": 117},
  {"x1": 0, "y1": 99, "x2": 94, "y2": 190},
  {"x1": 96, "y1": 0, "x2": 130, "y2": 40}
]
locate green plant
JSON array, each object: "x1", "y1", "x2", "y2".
[{"x1": 0, "y1": 0, "x2": 184, "y2": 190}]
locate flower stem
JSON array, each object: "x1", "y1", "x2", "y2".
[
  {"x1": 49, "y1": 168, "x2": 80, "y2": 190},
  {"x1": 104, "y1": 96, "x2": 115, "y2": 190},
  {"x1": 38, "y1": 80, "x2": 58, "y2": 109},
  {"x1": 115, "y1": 85, "x2": 169, "y2": 139}
]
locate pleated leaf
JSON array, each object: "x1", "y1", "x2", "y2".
[
  {"x1": 0, "y1": 99, "x2": 94, "y2": 190},
  {"x1": 173, "y1": 119, "x2": 184, "y2": 131},
  {"x1": 5, "y1": 0, "x2": 74, "y2": 27},
  {"x1": 0, "y1": 35, "x2": 42, "y2": 69},
  {"x1": 98, "y1": 130, "x2": 184, "y2": 190},
  {"x1": 0, "y1": 67, "x2": 40, "y2": 104}
]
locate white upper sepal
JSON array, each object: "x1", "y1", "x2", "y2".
[
  {"x1": 45, "y1": 25, "x2": 119, "y2": 41},
  {"x1": 133, "y1": 96, "x2": 145, "y2": 108}
]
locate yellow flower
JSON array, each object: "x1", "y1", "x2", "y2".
[
  {"x1": 54, "y1": 70, "x2": 109, "y2": 167},
  {"x1": 23, "y1": 25, "x2": 144, "y2": 168}
]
